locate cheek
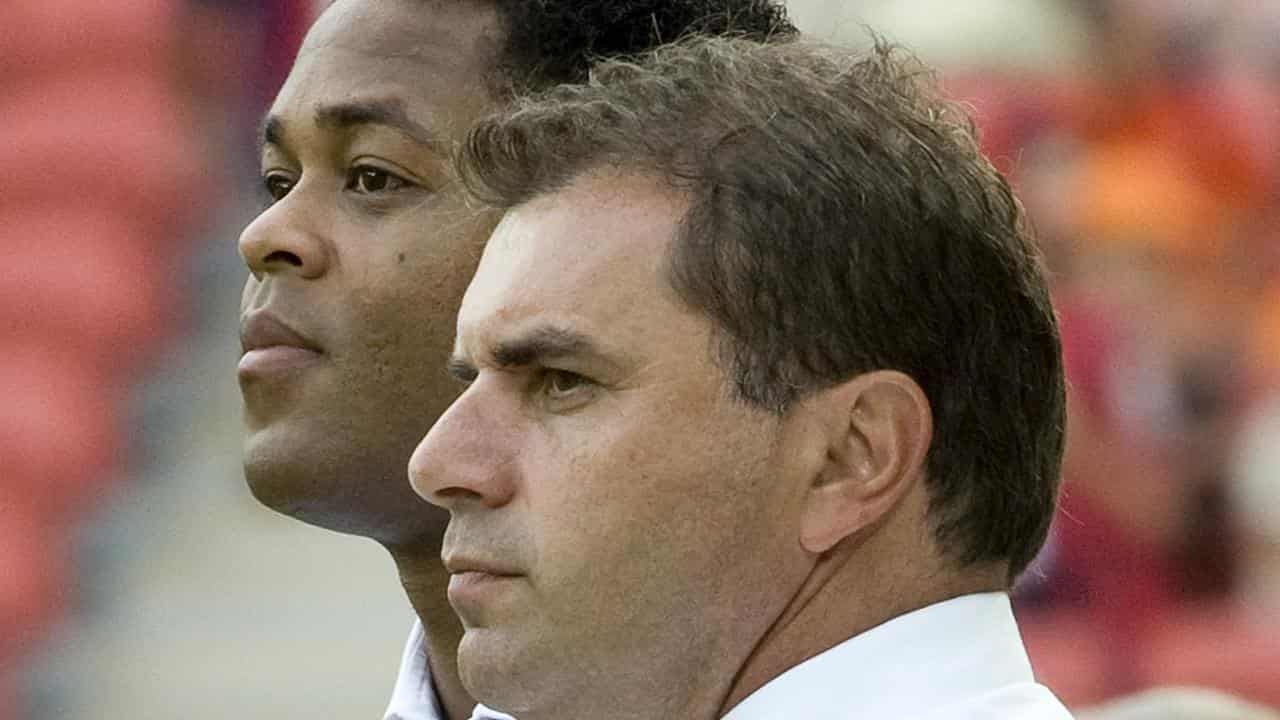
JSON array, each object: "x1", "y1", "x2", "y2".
[
  {"x1": 530, "y1": 408, "x2": 772, "y2": 570},
  {"x1": 360, "y1": 216, "x2": 488, "y2": 326},
  {"x1": 347, "y1": 276, "x2": 455, "y2": 389},
  {"x1": 346, "y1": 221, "x2": 484, "y2": 351}
]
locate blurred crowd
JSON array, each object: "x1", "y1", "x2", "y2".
[
  {"x1": 0, "y1": 0, "x2": 1276, "y2": 716},
  {"x1": 972, "y1": 0, "x2": 1280, "y2": 709}
]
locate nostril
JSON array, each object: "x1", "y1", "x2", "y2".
[
  {"x1": 433, "y1": 486, "x2": 482, "y2": 502},
  {"x1": 421, "y1": 484, "x2": 494, "y2": 509},
  {"x1": 264, "y1": 250, "x2": 303, "y2": 266}
]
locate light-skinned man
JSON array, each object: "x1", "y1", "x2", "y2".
[{"x1": 412, "y1": 37, "x2": 1074, "y2": 719}]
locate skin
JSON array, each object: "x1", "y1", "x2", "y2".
[
  {"x1": 411, "y1": 170, "x2": 1008, "y2": 720},
  {"x1": 236, "y1": 1, "x2": 501, "y2": 717}
]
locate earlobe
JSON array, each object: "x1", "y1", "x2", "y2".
[{"x1": 799, "y1": 371, "x2": 932, "y2": 554}]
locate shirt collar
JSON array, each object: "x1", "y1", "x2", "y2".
[
  {"x1": 722, "y1": 592, "x2": 1039, "y2": 719},
  {"x1": 385, "y1": 620, "x2": 444, "y2": 720},
  {"x1": 384, "y1": 619, "x2": 516, "y2": 720}
]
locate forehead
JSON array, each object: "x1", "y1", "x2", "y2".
[
  {"x1": 460, "y1": 173, "x2": 693, "y2": 349},
  {"x1": 271, "y1": 0, "x2": 501, "y2": 137}
]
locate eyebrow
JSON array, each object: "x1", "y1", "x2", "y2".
[
  {"x1": 447, "y1": 325, "x2": 611, "y2": 382},
  {"x1": 257, "y1": 98, "x2": 447, "y2": 153}
]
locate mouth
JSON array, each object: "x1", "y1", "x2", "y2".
[
  {"x1": 444, "y1": 556, "x2": 524, "y2": 606},
  {"x1": 238, "y1": 310, "x2": 324, "y2": 379},
  {"x1": 444, "y1": 555, "x2": 523, "y2": 578},
  {"x1": 447, "y1": 570, "x2": 522, "y2": 607}
]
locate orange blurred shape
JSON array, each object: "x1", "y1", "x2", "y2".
[
  {"x1": 1246, "y1": 285, "x2": 1280, "y2": 385},
  {"x1": 1073, "y1": 142, "x2": 1225, "y2": 259}
]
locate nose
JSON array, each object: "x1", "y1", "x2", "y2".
[
  {"x1": 409, "y1": 379, "x2": 518, "y2": 512},
  {"x1": 237, "y1": 190, "x2": 331, "y2": 281}
]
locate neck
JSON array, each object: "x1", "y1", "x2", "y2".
[
  {"x1": 388, "y1": 542, "x2": 475, "y2": 720},
  {"x1": 717, "y1": 529, "x2": 1006, "y2": 716}
]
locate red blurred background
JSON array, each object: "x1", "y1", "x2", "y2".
[{"x1": 1, "y1": 0, "x2": 1276, "y2": 717}]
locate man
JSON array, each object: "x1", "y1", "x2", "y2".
[
  {"x1": 411, "y1": 37, "x2": 1073, "y2": 719},
  {"x1": 235, "y1": 3, "x2": 794, "y2": 719}
]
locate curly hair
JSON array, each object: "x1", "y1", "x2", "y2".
[{"x1": 457, "y1": 37, "x2": 1067, "y2": 582}]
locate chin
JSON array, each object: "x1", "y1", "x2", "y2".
[
  {"x1": 457, "y1": 628, "x2": 549, "y2": 715},
  {"x1": 241, "y1": 424, "x2": 328, "y2": 518},
  {"x1": 240, "y1": 422, "x2": 447, "y2": 544}
]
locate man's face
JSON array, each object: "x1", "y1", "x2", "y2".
[
  {"x1": 410, "y1": 173, "x2": 817, "y2": 716},
  {"x1": 237, "y1": 0, "x2": 501, "y2": 544}
]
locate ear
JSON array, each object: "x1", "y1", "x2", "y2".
[{"x1": 799, "y1": 370, "x2": 933, "y2": 554}]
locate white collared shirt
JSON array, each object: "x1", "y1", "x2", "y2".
[
  {"x1": 391, "y1": 593, "x2": 1066, "y2": 720},
  {"x1": 383, "y1": 620, "x2": 514, "y2": 720},
  {"x1": 723, "y1": 592, "x2": 1072, "y2": 719}
]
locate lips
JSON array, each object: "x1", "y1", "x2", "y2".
[
  {"x1": 238, "y1": 310, "x2": 323, "y2": 378},
  {"x1": 445, "y1": 555, "x2": 524, "y2": 610},
  {"x1": 443, "y1": 555, "x2": 522, "y2": 578},
  {"x1": 240, "y1": 311, "x2": 321, "y2": 354}
]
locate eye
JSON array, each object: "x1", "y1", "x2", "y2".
[
  {"x1": 542, "y1": 369, "x2": 592, "y2": 400},
  {"x1": 447, "y1": 357, "x2": 478, "y2": 386},
  {"x1": 261, "y1": 172, "x2": 295, "y2": 204},
  {"x1": 346, "y1": 165, "x2": 411, "y2": 194}
]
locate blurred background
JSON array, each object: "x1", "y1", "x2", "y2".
[{"x1": 0, "y1": 0, "x2": 1277, "y2": 717}]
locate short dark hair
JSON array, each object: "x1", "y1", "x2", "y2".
[
  {"x1": 457, "y1": 37, "x2": 1066, "y2": 581},
  {"x1": 485, "y1": 0, "x2": 796, "y2": 94}
]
